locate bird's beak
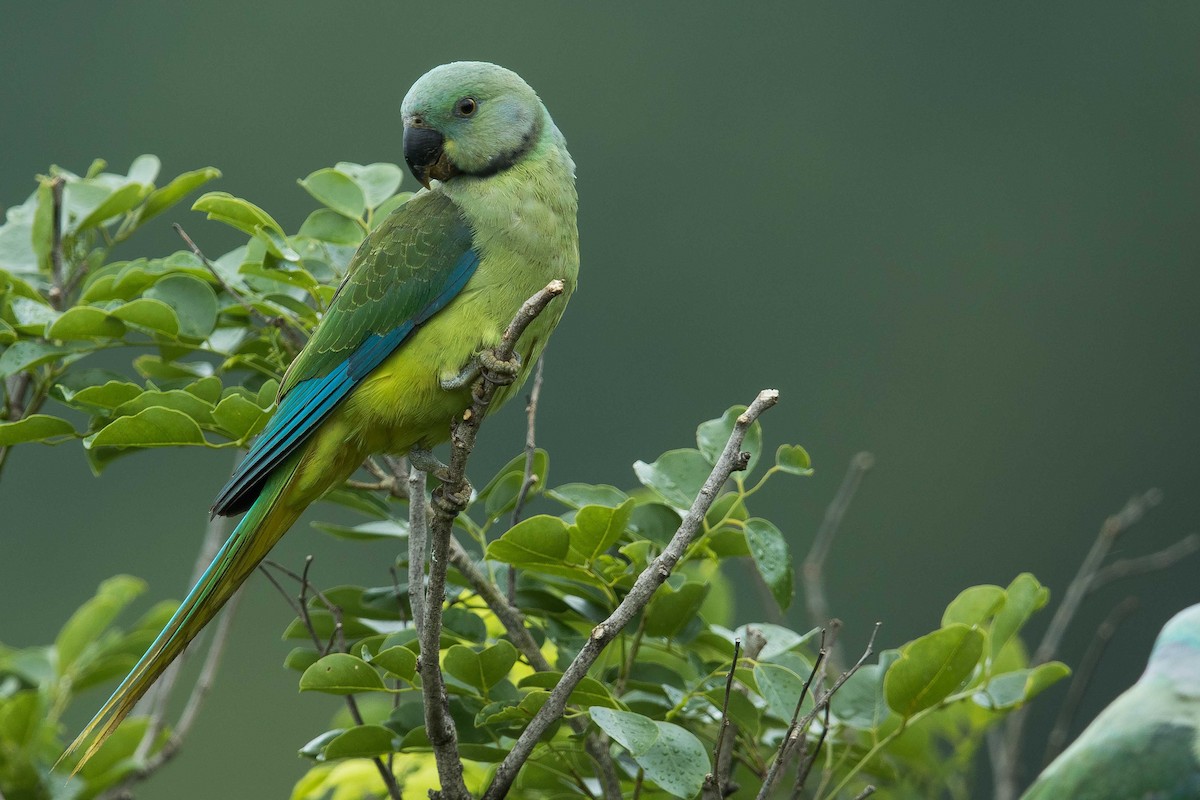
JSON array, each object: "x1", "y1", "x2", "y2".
[{"x1": 404, "y1": 126, "x2": 459, "y2": 190}]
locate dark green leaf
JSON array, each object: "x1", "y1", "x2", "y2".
[
  {"x1": 569, "y1": 499, "x2": 635, "y2": 564},
  {"x1": 370, "y1": 646, "x2": 417, "y2": 681},
  {"x1": 0, "y1": 414, "x2": 76, "y2": 446},
  {"x1": 633, "y1": 448, "x2": 713, "y2": 510},
  {"x1": 589, "y1": 707, "x2": 709, "y2": 798},
  {"x1": 644, "y1": 582, "x2": 710, "y2": 638},
  {"x1": 548, "y1": 483, "x2": 630, "y2": 509},
  {"x1": 885, "y1": 624, "x2": 985, "y2": 717},
  {"x1": 484, "y1": 515, "x2": 570, "y2": 567},
  {"x1": 47, "y1": 306, "x2": 126, "y2": 340},
  {"x1": 212, "y1": 392, "x2": 269, "y2": 440},
  {"x1": 141, "y1": 167, "x2": 222, "y2": 222},
  {"x1": 299, "y1": 168, "x2": 366, "y2": 219},
  {"x1": 0, "y1": 341, "x2": 69, "y2": 378},
  {"x1": 744, "y1": 517, "x2": 793, "y2": 609},
  {"x1": 775, "y1": 444, "x2": 814, "y2": 476},
  {"x1": 697, "y1": 405, "x2": 763, "y2": 474},
  {"x1": 111, "y1": 297, "x2": 180, "y2": 337},
  {"x1": 84, "y1": 407, "x2": 207, "y2": 448},
  {"x1": 321, "y1": 724, "x2": 399, "y2": 760},
  {"x1": 299, "y1": 653, "x2": 388, "y2": 694},
  {"x1": 297, "y1": 208, "x2": 364, "y2": 245},
  {"x1": 74, "y1": 183, "x2": 150, "y2": 232},
  {"x1": 146, "y1": 274, "x2": 218, "y2": 340}
]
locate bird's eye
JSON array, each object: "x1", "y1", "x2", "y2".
[{"x1": 455, "y1": 97, "x2": 478, "y2": 117}]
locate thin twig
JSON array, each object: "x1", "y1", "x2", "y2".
[
  {"x1": 409, "y1": 467, "x2": 428, "y2": 641},
  {"x1": 482, "y1": 389, "x2": 780, "y2": 800},
  {"x1": 793, "y1": 697, "x2": 832, "y2": 796},
  {"x1": 1088, "y1": 534, "x2": 1200, "y2": 592},
  {"x1": 48, "y1": 177, "x2": 66, "y2": 308},
  {"x1": 259, "y1": 558, "x2": 402, "y2": 800},
  {"x1": 702, "y1": 639, "x2": 742, "y2": 800},
  {"x1": 758, "y1": 633, "x2": 827, "y2": 799},
  {"x1": 420, "y1": 280, "x2": 566, "y2": 800},
  {"x1": 508, "y1": 355, "x2": 545, "y2": 602},
  {"x1": 1042, "y1": 596, "x2": 1139, "y2": 765},
  {"x1": 992, "y1": 489, "x2": 1161, "y2": 800},
  {"x1": 852, "y1": 787, "x2": 877, "y2": 799},
  {"x1": 804, "y1": 452, "x2": 873, "y2": 669}
]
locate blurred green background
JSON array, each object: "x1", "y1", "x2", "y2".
[{"x1": 3, "y1": 2, "x2": 1198, "y2": 796}]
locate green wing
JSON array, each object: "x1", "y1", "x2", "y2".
[{"x1": 212, "y1": 191, "x2": 478, "y2": 515}]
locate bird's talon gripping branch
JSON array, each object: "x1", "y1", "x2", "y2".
[
  {"x1": 479, "y1": 349, "x2": 522, "y2": 385},
  {"x1": 439, "y1": 361, "x2": 481, "y2": 391},
  {"x1": 409, "y1": 447, "x2": 453, "y2": 484}
]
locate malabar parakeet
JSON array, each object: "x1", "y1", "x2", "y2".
[
  {"x1": 1021, "y1": 603, "x2": 1200, "y2": 799},
  {"x1": 64, "y1": 61, "x2": 578, "y2": 769}
]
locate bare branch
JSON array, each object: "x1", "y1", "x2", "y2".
[
  {"x1": 409, "y1": 467, "x2": 428, "y2": 641},
  {"x1": 1042, "y1": 596, "x2": 1138, "y2": 765},
  {"x1": 419, "y1": 280, "x2": 566, "y2": 800},
  {"x1": 1088, "y1": 534, "x2": 1200, "y2": 593},
  {"x1": 702, "y1": 639, "x2": 743, "y2": 800},
  {"x1": 992, "y1": 489, "x2": 1162, "y2": 800},
  {"x1": 804, "y1": 452, "x2": 873, "y2": 668},
  {"x1": 47, "y1": 177, "x2": 66, "y2": 308},
  {"x1": 481, "y1": 389, "x2": 781, "y2": 800},
  {"x1": 508, "y1": 354, "x2": 546, "y2": 602},
  {"x1": 852, "y1": 787, "x2": 877, "y2": 799}
]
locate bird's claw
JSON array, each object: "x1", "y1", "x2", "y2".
[
  {"x1": 433, "y1": 480, "x2": 473, "y2": 516},
  {"x1": 439, "y1": 362, "x2": 481, "y2": 391},
  {"x1": 409, "y1": 447, "x2": 453, "y2": 484},
  {"x1": 479, "y1": 349, "x2": 521, "y2": 385}
]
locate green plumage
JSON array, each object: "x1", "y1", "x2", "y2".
[
  {"x1": 1021, "y1": 605, "x2": 1200, "y2": 799},
  {"x1": 62, "y1": 61, "x2": 578, "y2": 773}
]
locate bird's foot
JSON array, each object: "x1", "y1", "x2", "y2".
[
  {"x1": 409, "y1": 447, "x2": 452, "y2": 484},
  {"x1": 439, "y1": 361, "x2": 481, "y2": 391},
  {"x1": 479, "y1": 349, "x2": 521, "y2": 386},
  {"x1": 433, "y1": 479, "x2": 473, "y2": 517}
]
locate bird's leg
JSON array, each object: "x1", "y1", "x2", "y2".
[
  {"x1": 409, "y1": 447, "x2": 453, "y2": 484},
  {"x1": 479, "y1": 349, "x2": 521, "y2": 386},
  {"x1": 439, "y1": 361, "x2": 481, "y2": 391}
]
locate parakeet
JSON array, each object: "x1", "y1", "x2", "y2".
[
  {"x1": 1021, "y1": 604, "x2": 1200, "y2": 799},
  {"x1": 63, "y1": 61, "x2": 578, "y2": 769}
]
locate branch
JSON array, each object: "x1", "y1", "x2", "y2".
[
  {"x1": 803, "y1": 452, "x2": 873, "y2": 669},
  {"x1": 992, "y1": 489, "x2": 1161, "y2": 800},
  {"x1": 47, "y1": 177, "x2": 66, "y2": 308},
  {"x1": 420, "y1": 280, "x2": 566, "y2": 800},
  {"x1": 508, "y1": 354, "x2": 545, "y2": 602},
  {"x1": 408, "y1": 467, "x2": 428, "y2": 641},
  {"x1": 1088, "y1": 534, "x2": 1200, "y2": 593},
  {"x1": 1042, "y1": 596, "x2": 1138, "y2": 765},
  {"x1": 481, "y1": 389, "x2": 781, "y2": 800},
  {"x1": 702, "y1": 639, "x2": 743, "y2": 800}
]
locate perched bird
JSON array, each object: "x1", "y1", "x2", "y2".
[
  {"x1": 1021, "y1": 604, "x2": 1200, "y2": 799},
  {"x1": 63, "y1": 61, "x2": 578, "y2": 769}
]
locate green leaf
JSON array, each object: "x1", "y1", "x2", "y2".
[
  {"x1": 548, "y1": 483, "x2": 629, "y2": 509},
  {"x1": 146, "y1": 274, "x2": 218, "y2": 340},
  {"x1": 84, "y1": 407, "x2": 207, "y2": 449},
  {"x1": 299, "y1": 168, "x2": 366, "y2": 219},
  {"x1": 0, "y1": 340, "x2": 69, "y2": 378},
  {"x1": 443, "y1": 641, "x2": 517, "y2": 693},
  {"x1": 300, "y1": 653, "x2": 388, "y2": 694},
  {"x1": 589, "y1": 707, "x2": 709, "y2": 798},
  {"x1": 976, "y1": 662, "x2": 1070, "y2": 710},
  {"x1": 141, "y1": 167, "x2": 222, "y2": 222},
  {"x1": 485, "y1": 515, "x2": 570, "y2": 567},
  {"x1": 192, "y1": 191, "x2": 285, "y2": 237},
  {"x1": 284, "y1": 647, "x2": 320, "y2": 673},
  {"x1": 337, "y1": 162, "x2": 404, "y2": 209},
  {"x1": 697, "y1": 405, "x2": 763, "y2": 474},
  {"x1": 47, "y1": 306, "x2": 126, "y2": 340},
  {"x1": 0, "y1": 318, "x2": 15, "y2": 345},
  {"x1": 212, "y1": 393, "x2": 269, "y2": 440},
  {"x1": 126, "y1": 154, "x2": 162, "y2": 185},
  {"x1": 644, "y1": 582, "x2": 710, "y2": 638},
  {"x1": 371, "y1": 192, "x2": 413, "y2": 224},
  {"x1": 744, "y1": 517, "x2": 794, "y2": 609},
  {"x1": 942, "y1": 584, "x2": 1007, "y2": 629},
  {"x1": 991, "y1": 573, "x2": 1050, "y2": 659},
  {"x1": 0, "y1": 414, "x2": 75, "y2": 446},
  {"x1": 478, "y1": 449, "x2": 549, "y2": 519},
  {"x1": 775, "y1": 444, "x2": 814, "y2": 476},
  {"x1": 633, "y1": 448, "x2": 713, "y2": 510},
  {"x1": 56, "y1": 575, "x2": 146, "y2": 674},
  {"x1": 569, "y1": 499, "x2": 635, "y2": 563},
  {"x1": 297, "y1": 208, "x2": 364, "y2": 246},
  {"x1": 66, "y1": 380, "x2": 145, "y2": 409},
  {"x1": 321, "y1": 724, "x2": 399, "y2": 760},
  {"x1": 519, "y1": 673, "x2": 622, "y2": 710},
  {"x1": 113, "y1": 389, "x2": 215, "y2": 424},
  {"x1": 885, "y1": 624, "x2": 985, "y2": 718},
  {"x1": 369, "y1": 646, "x2": 417, "y2": 682},
  {"x1": 831, "y1": 651, "x2": 898, "y2": 730},
  {"x1": 111, "y1": 297, "x2": 180, "y2": 337},
  {"x1": 754, "y1": 661, "x2": 814, "y2": 721},
  {"x1": 74, "y1": 183, "x2": 150, "y2": 232}
]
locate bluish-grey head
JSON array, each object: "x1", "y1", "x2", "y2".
[
  {"x1": 401, "y1": 62, "x2": 546, "y2": 190},
  {"x1": 1145, "y1": 604, "x2": 1200, "y2": 687}
]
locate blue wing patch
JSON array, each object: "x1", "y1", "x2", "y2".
[{"x1": 211, "y1": 248, "x2": 480, "y2": 516}]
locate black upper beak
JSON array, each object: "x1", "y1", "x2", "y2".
[{"x1": 404, "y1": 126, "x2": 448, "y2": 190}]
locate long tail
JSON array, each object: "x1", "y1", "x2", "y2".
[{"x1": 61, "y1": 459, "x2": 303, "y2": 773}]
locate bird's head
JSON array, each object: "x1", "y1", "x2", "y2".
[{"x1": 401, "y1": 62, "x2": 545, "y2": 190}]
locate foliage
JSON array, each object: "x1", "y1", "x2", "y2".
[{"x1": 0, "y1": 159, "x2": 1069, "y2": 799}]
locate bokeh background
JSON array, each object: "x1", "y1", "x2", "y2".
[{"x1": 3, "y1": 3, "x2": 1198, "y2": 797}]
